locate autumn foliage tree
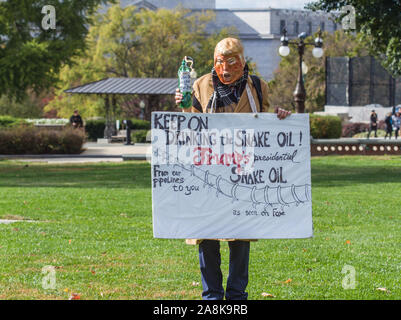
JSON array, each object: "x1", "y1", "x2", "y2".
[{"x1": 47, "y1": 3, "x2": 236, "y2": 119}]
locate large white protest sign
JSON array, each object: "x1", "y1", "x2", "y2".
[{"x1": 151, "y1": 112, "x2": 312, "y2": 239}]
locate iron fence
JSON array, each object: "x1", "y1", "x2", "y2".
[{"x1": 326, "y1": 56, "x2": 401, "y2": 107}]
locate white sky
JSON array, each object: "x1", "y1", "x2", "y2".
[{"x1": 216, "y1": 0, "x2": 310, "y2": 9}]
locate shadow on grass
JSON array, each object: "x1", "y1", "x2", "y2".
[{"x1": 0, "y1": 158, "x2": 399, "y2": 189}]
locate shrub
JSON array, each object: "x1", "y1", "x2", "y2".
[
  {"x1": 0, "y1": 115, "x2": 28, "y2": 128},
  {"x1": 59, "y1": 129, "x2": 86, "y2": 154},
  {"x1": 131, "y1": 130, "x2": 149, "y2": 143},
  {"x1": 84, "y1": 118, "x2": 150, "y2": 141},
  {"x1": 309, "y1": 114, "x2": 342, "y2": 139},
  {"x1": 0, "y1": 127, "x2": 85, "y2": 154},
  {"x1": 119, "y1": 118, "x2": 151, "y2": 130},
  {"x1": 341, "y1": 122, "x2": 369, "y2": 137},
  {"x1": 130, "y1": 119, "x2": 150, "y2": 130},
  {"x1": 342, "y1": 120, "x2": 387, "y2": 138},
  {"x1": 85, "y1": 119, "x2": 105, "y2": 140}
]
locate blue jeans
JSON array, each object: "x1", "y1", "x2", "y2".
[{"x1": 198, "y1": 240, "x2": 250, "y2": 300}]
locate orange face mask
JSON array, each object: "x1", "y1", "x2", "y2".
[{"x1": 214, "y1": 54, "x2": 244, "y2": 85}]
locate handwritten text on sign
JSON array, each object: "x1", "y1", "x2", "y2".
[{"x1": 151, "y1": 112, "x2": 313, "y2": 239}]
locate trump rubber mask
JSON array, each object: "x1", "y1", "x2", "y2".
[{"x1": 214, "y1": 38, "x2": 246, "y2": 85}]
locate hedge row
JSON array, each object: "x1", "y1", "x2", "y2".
[
  {"x1": 131, "y1": 116, "x2": 342, "y2": 141},
  {"x1": 85, "y1": 118, "x2": 151, "y2": 140},
  {"x1": 0, "y1": 114, "x2": 346, "y2": 146},
  {"x1": 0, "y1": 115, "x2": 28, "y2": 128},
  {"x1": 85, "y1": 120, "x2": 105, "y2": 141},
  {"x1": 131, "y1": 130, "x2": 150, "y2": 143},
  {"x1": 309, "y1": 114, "x2": 342, "y2": 139},
  {"x1": 341, "y1": 120, "x2": 386, "y2": 137},
  {"x1": 129, "y1": 119, "x2": 151, "y2": 130},
  {"x1": 0, "y1": 127, "x2": 85, "y2": 154},
  {"x1": 86, "y1": 116, "x2": 341, "y2": 140}
]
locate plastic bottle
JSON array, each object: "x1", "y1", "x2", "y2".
[{"x1": 178, "y1": 57, "x2": 193, "y2": 109}]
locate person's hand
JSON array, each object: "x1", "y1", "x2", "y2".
[
  {"x1": 175, "y1": 88, "x2": 183, "y2": 105},
  {"x1": 275, "y1": 107, "x2": 292, "y2": 120}
]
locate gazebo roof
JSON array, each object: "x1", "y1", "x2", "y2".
[{"x1": 65, "y1": 77, "x2": 178, "y2": 95}]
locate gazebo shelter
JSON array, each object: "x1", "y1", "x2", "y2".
[{"x1": 65, "y1": 77, "x2": 177, "y2": 140}]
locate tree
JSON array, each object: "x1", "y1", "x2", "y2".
[
  {"x1": 305, "y1": 0, "x2": 401, "y2": 77},
  {"x1": 46, "y1": 3, "x2": 237, "y2": 119},
  {"x1": 268, "y1": 30, "x2": 369, "y2": 113},
  {"x1": 0, "y1": 92, "x2": 43, "y2": 118},
  {"x1": 0, "y1": 0, "x2": 112, "y2": 101}
]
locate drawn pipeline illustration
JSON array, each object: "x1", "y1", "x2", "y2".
[
  {"x1": 153, "y1": 147, "x2": 311, "y2": 208},
  {"x1": 174, "y1": 162, "x2": 311, "y2": 208}
]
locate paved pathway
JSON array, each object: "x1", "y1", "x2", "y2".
[
  {"x1": 81, "y1": 142, "x2": 149, "y2": 157},
  {"x1": 0, "y1": 143, "x2": 150, "y2": 164}
]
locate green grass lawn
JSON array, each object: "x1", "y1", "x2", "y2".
[{"x1": 0, "y1": 156, "x2": 400, "y2": 300}]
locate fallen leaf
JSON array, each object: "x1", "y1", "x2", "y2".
[
  {"x1": 284, "y1": 278, "x2": 292, "y2": 284},
  {"x1": 261, "y1": 292, "x2": 275, "y2": 298},
  {"x1": 302, "y1": 248, "x2": 307, "y2": 252},
  {"x1": 69, "y1": 293, "x2": 81, "y2": 300}
]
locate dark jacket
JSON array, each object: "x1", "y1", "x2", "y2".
[
  {"x1": 385, "y1": 115, "x2": 393, "y2": 130},
  {"x1": 370, "y1": 113, "x2": 377, "y2": 126},
  {"x1": 70, "y1": 115, "x2": 83, "y2": 127}
]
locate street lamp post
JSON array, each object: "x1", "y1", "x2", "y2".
[{"x1": 278, "y1": 28, "x2": 324, "y2": 113}]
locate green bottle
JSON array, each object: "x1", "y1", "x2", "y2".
[{"x1": 178, "y1": 57, "x2": 193, "y2": 109}]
